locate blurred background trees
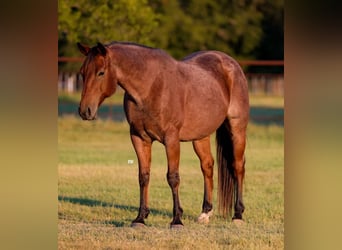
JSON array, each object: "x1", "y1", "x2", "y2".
[
  {"x1": 58, "y1": 0, "x2": 283, "y2": 71},
  {"x1": 58, "y1": 0, "x2": 159, "y2": 59}
]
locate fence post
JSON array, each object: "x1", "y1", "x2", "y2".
[
  {"x1": 66, "y1": 73, "x2": 76, "y2": 93},
  {"x1": 58, "y1": 72, "x2": 64, "y2": 91}
]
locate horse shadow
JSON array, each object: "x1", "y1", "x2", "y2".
[{"x1": 58, "y1": 196, "x2": 179, "y2": 227}]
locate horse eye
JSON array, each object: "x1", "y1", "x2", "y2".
[{"x1": 97, "y1": 71, "x2": 104, "y2": 76}]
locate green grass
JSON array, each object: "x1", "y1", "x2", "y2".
[
  {"x1": 58, "y1": 113, "x2": 283, "y2": 249},
  {"x1": 248, "y1": 94, "x2": 284, "y2": 108}
]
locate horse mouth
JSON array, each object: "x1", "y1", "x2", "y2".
[{"x1": 78, "y1": 106, "x2": 97, "y2": 120}]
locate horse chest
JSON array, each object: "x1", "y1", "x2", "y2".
[
  {"x1": 126, "y1": 107, "x2": 167, "y2": 142},
  {"x1": 124, "y1": 92, "x2": 183, "y2": 142}
]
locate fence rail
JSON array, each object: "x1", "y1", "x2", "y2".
[{"x1": 58, "y1": 58, "x2": 284, "y2": 95}]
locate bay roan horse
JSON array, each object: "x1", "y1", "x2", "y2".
[{"x1": 77, "y1": 42, "x2": 249, "y2": 228}]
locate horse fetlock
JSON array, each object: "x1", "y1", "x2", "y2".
[
  {"x1": 232, "y1": 212, "x2": 243, "y2": 220},
  {"x1": 133, "y1": 206, "x2": 150, "y2": 225},
  {"x1": 234, "y1": 200, "x2": 245, "y2": 215},
  {"x1": 140, "y1": 207, "x2": 150, "y2": 218},
  {"x1": 202, "y1": 200, "x2": 213, "y2": 213}
]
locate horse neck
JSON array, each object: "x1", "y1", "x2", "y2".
[{"x1": 108, "y1": 47, "x2": 155, "y2": 105}]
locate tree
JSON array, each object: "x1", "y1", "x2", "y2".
[
  {"x1": 58, "y1": 0, "x2": 159, "y2": 57},
  {"x1": 58, "y1": 0, "x2": 283, "y2": 66},
  {"x1": 149, "y1": 0, "x2": 266, "y2": 60},
  {"x1": 249, "y1": 0, "x2": 284, "y2": 73}
]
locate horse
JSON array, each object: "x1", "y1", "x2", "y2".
[{"x1": 77, "y1": 41, "x2": 249, "y2": 228}]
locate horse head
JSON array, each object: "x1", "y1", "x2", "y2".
[{"x1": 77, "y1": 42, "x2": 117, "y2": 120}]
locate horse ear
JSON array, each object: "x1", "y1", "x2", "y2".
[
  {"x1": 97, "y1": 42, "x2": 107, "y2": 56},
  {"x1": 77, "y1": 42, "x2": 90, "y2": 56}
]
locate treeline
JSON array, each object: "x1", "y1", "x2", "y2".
[{"x1": 58, "y1": 0, "x2": 283, "y2": 72}]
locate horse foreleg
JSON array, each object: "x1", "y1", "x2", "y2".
[
  {"x1": 130, "y1": 134, "x2": 152, "y2": 227},
  {"x1": 193, "y1": 137, "x2": 214, "y2": 224},
  {"x1": 164, "y1": 131, "x2": 183, "y2": 228}
]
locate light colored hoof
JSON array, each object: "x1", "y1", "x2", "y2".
[
  {"x1": 131, "y1": 222, "x2": 145, "y2": 228},
  {"x1": 197, "y1": 210, "x2": 213, "y2": 224},
  {"x1": 232, "y1": 219, "x2": 245, "y2": 226},
  {"x1": 170, "y1": 224, "x2": 184, "y2": 230}
]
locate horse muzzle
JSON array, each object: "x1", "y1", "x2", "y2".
[{"x1": 78, "y1": 106, "x2": 97, "y2": 120}]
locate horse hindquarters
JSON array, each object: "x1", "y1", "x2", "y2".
[{"x1": 216, "y1": 119, "x2": 246, "y2": 220}]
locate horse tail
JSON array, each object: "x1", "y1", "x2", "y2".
[{"x1": 216, "y1": 120, "x2": 235, "y2": 217}]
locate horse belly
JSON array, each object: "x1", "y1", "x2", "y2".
[
  {"x1": 178, "y1": 74, "x2": 229, "y2": 141},
  {"x1": 179, "y1": 104, "x2": 227, "y2": 141}
]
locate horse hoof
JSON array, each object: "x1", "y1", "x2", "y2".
[
  {"x1": 197, "y1": 210, "x2": 213, "y2": 224},
  {"x1": 170, "y1": 224, "x2": 184, "y2": 230},
  {"x1": 131, "y1": 222, "x2": 145, "y2": 228},
  {"x1": 232, "y1": 219, "x2": 245, "y2": 226}
]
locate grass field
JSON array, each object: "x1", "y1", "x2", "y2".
[{"x1": 58, "y1": 95, "x2": 283, "y2": 249}]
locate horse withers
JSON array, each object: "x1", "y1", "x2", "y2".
[{"x1": 77, "y1": 42, "x2": 249, "y2": 228}]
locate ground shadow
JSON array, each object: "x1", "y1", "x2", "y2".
[
  {"x1": 58, "y1": 196, "x2": 138, "y2": 211},
  {"x1": 58, "y1": 195, "x2": 178, "y2": 226}
]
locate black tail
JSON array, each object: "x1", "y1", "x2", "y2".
[{"x1": 216, "y1": 121, "x2": 235, "y2": 217}]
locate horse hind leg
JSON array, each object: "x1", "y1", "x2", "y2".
[
  {"x1": 193, "y1": 136, "x2": 214, "y2": 224},
  {"x1": 216, "y1": 117, "x2": 247, "y2": 223},
  {"x1": 229, "y1": 118, "x2": 247, "y2": 222}
]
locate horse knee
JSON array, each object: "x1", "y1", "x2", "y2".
[
  {"x1": 139, "y1": 172, "x2": 150, "y2": 187},
  {"x1": 167, "y1": 172, "x2": 180, "y2": 187}
]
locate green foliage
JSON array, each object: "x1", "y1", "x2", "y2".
[
  {"x1": 58, "y1": 0, "x2": 283, "y2": 61},
  {"x1": 58, "y1": 0, "x2": 159, "y2": 56},
  {"x1": 157, "y1": 0, "x2": 264, "y2": 58}
]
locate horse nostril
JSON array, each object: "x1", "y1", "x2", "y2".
[
  {"x1": 78, "y1": 106, "x2": 94, "y2": 120},
  {"x1": 78, "y1": 106, "x2": 89, "y2": 119}
]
